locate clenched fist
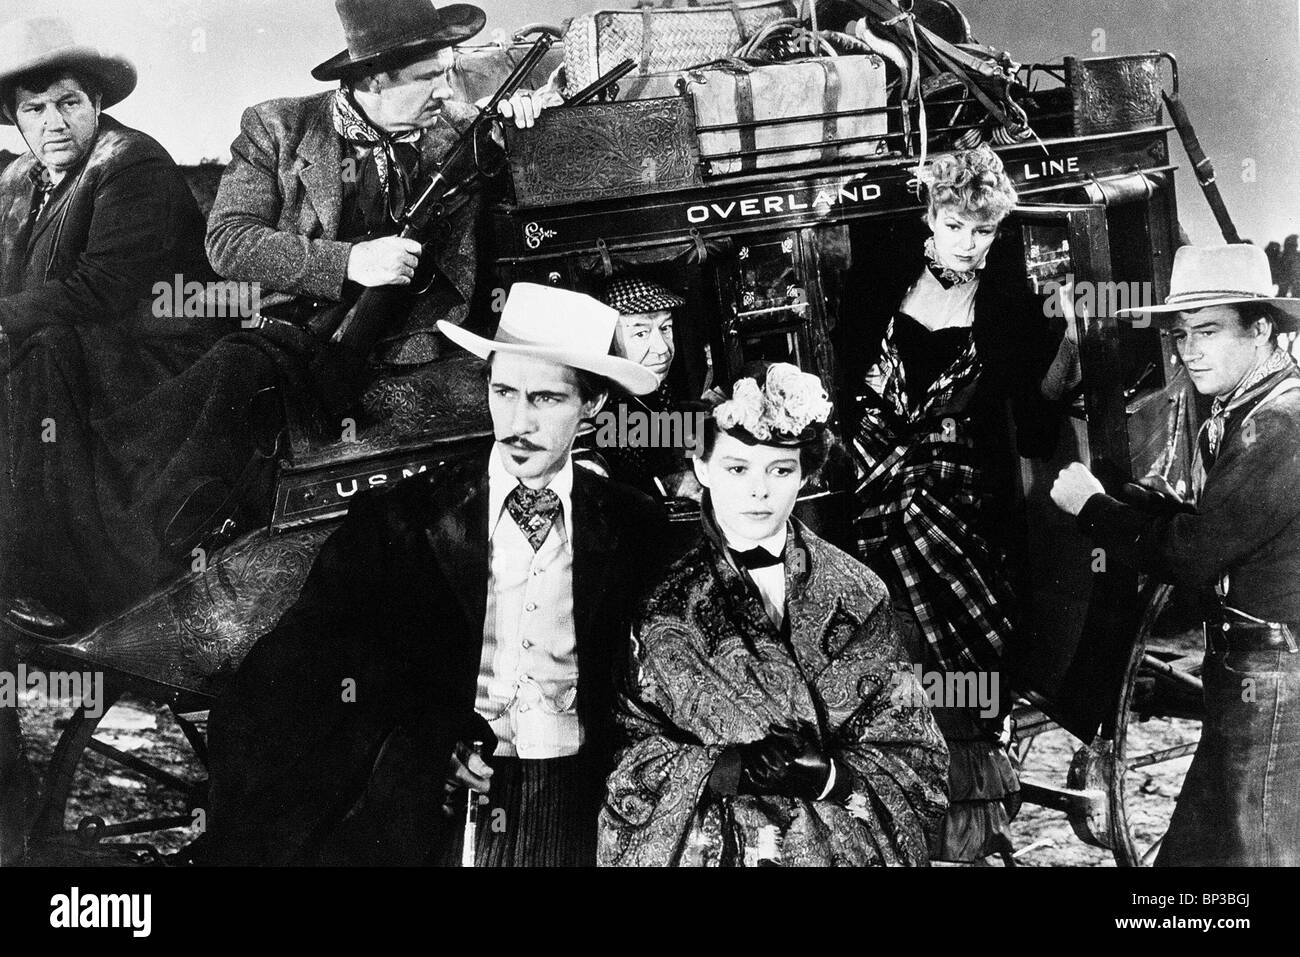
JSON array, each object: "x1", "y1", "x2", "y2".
[
  {"x1": 1051, "y1": 462, "x2": 1106, "y2": 516},
  {"x1": 346, "y1": 236, "x2": 422, "y2": 287}
]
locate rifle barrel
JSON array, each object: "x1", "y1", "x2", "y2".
[{"x1": 566, "y1": 59, "x2": 636, "y2": 106}]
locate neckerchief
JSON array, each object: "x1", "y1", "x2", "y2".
[
  {"x1": 331, "y1": 90, "x2": 424, "y2": 224},
  {"x1": 924, "y1": 236, "x2": 983, "y2": 289},
  {"x1": 1193, "y1": 347, "x2": 1300, "y2": 496},
  {"x1": 505, "y1": 484, "x2": 562, "y2": 551}
]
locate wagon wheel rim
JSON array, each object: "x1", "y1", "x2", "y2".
[
  {"x1": 31, "y1": 684, "x2": 208, "y2": 853},
  {"x1": 31, "y1": 682, "x2": 125, "y2": 838},
  {"x1": 1108, "y1": 582, "x2": 1203, "y2": 866}
]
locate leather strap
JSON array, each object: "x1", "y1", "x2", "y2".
[
  {"x1": 819, "y1": 59, "x2": 841, "y2": 164},
  {"x1": 734, "y1": 68, "x2": 757, "y2": 172},
  {"x1": 729, "y1": 1, "x2": 746, "y2": 37},
  {"x1": 640, "y1": 9, "x2": 654, "y2": 74}
]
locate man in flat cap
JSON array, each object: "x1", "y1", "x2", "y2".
[{"x1": 1052, "y1": 244, "x2": 1300, "y2": 866}]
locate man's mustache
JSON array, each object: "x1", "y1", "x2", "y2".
[{"x1": 500, "y1": 436, "x2": 544, "y2": 452}]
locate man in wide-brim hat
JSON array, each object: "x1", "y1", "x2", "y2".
[
  {"x1": 1051, "y1": 243, "x2": 1300, "y2": 865},
  {"x1": 204, "y1": 284, "x2": 672, "y2": 866},
  {"x1": 207, "y1": 0, "x2": 556, "y2": 371},
  {"x1": 0, "y1": 15, "x2": 222, "y2": 864}
]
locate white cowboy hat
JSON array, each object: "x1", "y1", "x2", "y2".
[
  {"x1": 1117, "y1": 243, "x2": 1300, "y2": 332},
  {"x1": 437, "y1": 283, "x2": 659, "y2": 395},
  {"x1": 0, "y1": 17, "x2": 137, "y2": 125}
]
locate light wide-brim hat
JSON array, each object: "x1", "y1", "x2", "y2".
[
  {"x1": 437, "y1": 283, "x2": 659, "y2": 396},
  {"x1": 313, "y1": 0, "x2": 485, "y2": 81},
  {"x1": 1116, "y1": 243, "x2": 1300, "y2": 332},
  {"x1": 0, "y1": 17, "x2": 137, "y2": 125}
]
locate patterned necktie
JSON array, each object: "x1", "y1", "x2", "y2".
[{"x1": 505, "y1": 485, "x2": 562, "y2": 551}]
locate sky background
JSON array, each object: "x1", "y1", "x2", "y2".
[{"x1": 0, "y1": 0, "x2": 1296, "y2": 245}]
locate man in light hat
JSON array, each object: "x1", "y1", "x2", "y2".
[
  {"x1": 203, "y1": 283, "x2": 671, "y2": 866},
  {"x1": 0, "y1": 16, "x2": 226, "y2": 864},
  {"x1": 1051, "y1": 243, "x2": 1300, "y2": 865},
  {"x1": 206, "y1": 0, "x2": 554, "y2": 373}
]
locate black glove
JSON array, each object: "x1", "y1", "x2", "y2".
[{"x1": 723, "y1": 720, "x2": 845, "y2": 802}]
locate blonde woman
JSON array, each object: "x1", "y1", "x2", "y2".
[{"x1": 840, "y1": 145, "x2": 1069, "y2": 862}]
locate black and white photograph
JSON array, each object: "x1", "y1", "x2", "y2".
[{"x1": 0, "y1": 0, "x2": 1295, "y2": 938}]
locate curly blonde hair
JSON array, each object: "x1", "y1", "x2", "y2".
[{"x1": 918, "y1": 144, "x2": 1018, "y2": 223}]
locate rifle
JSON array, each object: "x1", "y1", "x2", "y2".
[
  {"x1": 318, "y1": 33, "x2": 557, "y2": 384},
  {"x1": 250, "y1": 33, "x2": 554, "y2": 410}
]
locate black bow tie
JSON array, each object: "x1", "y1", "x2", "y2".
[{"x1": 729, "y1": 546, "x2": 784, "y2": 570}]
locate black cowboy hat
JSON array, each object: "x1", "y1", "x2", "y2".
[{"x1": 312, "y1": 0, "x2": 486, "y2": 82}]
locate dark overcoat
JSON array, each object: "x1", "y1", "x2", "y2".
[{"x1": 203, "y1": 454, "x2": 671, "y2": 865}]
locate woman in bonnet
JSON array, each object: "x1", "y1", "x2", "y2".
[{"x1": 599, "y1": 363, "x2": 947, "y2": 866}]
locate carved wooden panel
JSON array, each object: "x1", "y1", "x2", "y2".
[{"x1": 507, "y1": 97, "x2": 702, "y2": 206}]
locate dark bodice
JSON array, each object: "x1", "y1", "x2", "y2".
[{"x1": 892, "y1": 309, "x2": 972, "y2": 405}]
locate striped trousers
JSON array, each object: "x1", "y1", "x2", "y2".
[{"x1": 439, "y1": 752, "x2": 603, "y2": 867}]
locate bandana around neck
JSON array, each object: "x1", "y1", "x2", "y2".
[
  {"x1": 924, "y1": 236, "x2": 983, "y2": 289},
  {"x1": 1194, "y1": 347, "x2": 1299, "y2": 493},
  {"x1": 331, "y1": 90, "x2": 425, "y2": 221}
]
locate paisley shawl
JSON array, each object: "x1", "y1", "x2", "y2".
[{"x1": 599, "y1": 520, "x2": 948, "y2": 866}]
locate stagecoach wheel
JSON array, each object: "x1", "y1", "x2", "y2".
[
  {"x1": 32, "y1": 685, "x2": 207, "y2": 856},
  {"x1": 1109, "y1": 583, "x2": 1204, "y2": 867}
]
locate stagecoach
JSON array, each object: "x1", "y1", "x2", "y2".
[{"x1": 4, "y1": 17, "x2": 1216, "y2": 866}]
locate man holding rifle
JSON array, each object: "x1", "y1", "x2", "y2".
[
  {"x1": 207, "y1": 0, "x2": 554, "y2": 369},
  {"x1": 121, "y1": 0, "x2": 556, "y2": 552}
]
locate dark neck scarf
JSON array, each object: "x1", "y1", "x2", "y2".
[
  {"x1": 331, "y1": 90, "x2": 424, "y2": 226},
  {"x1": 923, "y1": 236, "x2": 983, "y2": 290}
]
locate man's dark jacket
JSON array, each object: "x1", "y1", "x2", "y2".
[
  {"x1": 204, "y1": 453, "x2": 671, "y2": 865},
  {"x1": 0, "y1": 114, "x2": 224, "y2": 622}
]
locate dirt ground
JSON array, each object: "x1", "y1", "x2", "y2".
[{"x1": 12, "y1": 685, "x2": 1198, "y2": 867}]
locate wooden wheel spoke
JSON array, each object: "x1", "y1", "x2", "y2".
[
  {"x1": 1127, "y1": 741, "x2": 1198, "y2": 771},
  {"x1": 84, "y1": 736, "x2": 200, "y2": 794}
]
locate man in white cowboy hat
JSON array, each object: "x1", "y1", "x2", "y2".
[
  {"x1": 0, "y1": 16, "x2": 227, "y2": 864},
  {"x1": 1051, "y1": 243, "x2": 1300, "y2": 866},
  {"x1": 206, "y1": 0, "x2": 556, "y2": 372},
  {"x1": 203, "y1": 283, "x2": 671, "y2": 866}
]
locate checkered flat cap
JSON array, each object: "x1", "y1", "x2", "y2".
[{"x1": 604, "y1": 277, "x2": 686, "y2": 316}]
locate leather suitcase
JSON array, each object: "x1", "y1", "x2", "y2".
[{"x1": 687, "y1": 55, "x2": 890, "y2": 175}]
